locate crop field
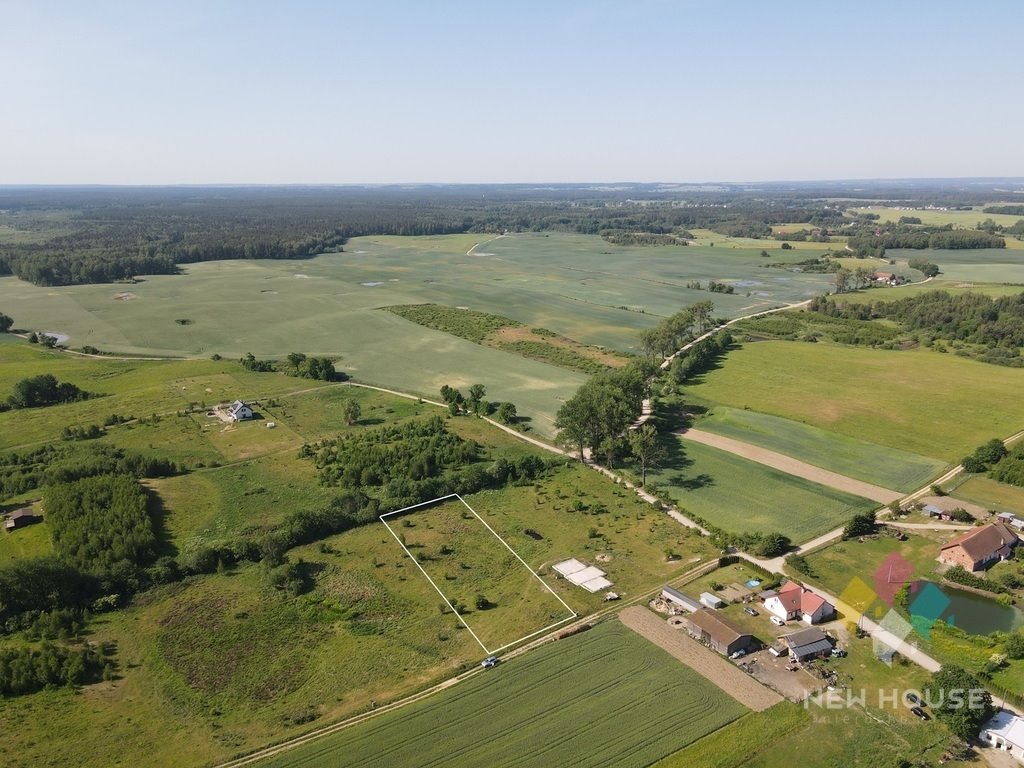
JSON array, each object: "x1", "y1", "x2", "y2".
[
  {"x1": 851, "y1": 206, "x2": 1023, "y2": 228},
  {"x1": 950, "y1": 475, "x2": 1024, "y2": 515},
  {"x1": 259, "y1": 620, "x2": 746, "y2": 768},
  {"x1": 686, "y1": 340, "x2": 1024, "y2": 462},
  {"x1": 643, "y1": 439, "x2": 878, "y2": 542},
  {"x1": 695, "y1": 406, "x2": 946, "y2": 492},
  {"x1": 381, "y1": 496, "x2": 575, "y2": 652},
  {"x1": 0, "y1": 231, "x2": 844, "y2": 433}
]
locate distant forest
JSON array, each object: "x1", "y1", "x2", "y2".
[{"x1": 0, "y1": 181, "x2": 1020, "y2": 286}]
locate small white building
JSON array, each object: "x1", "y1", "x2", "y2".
[
  {"x1": 228, "y1": 400, "x2": 254, "y2": 421},
  {"x1": 981, "y1": 710, "x2": 1024, "y2": 762},
  {"x1": 699, "y1": 592, "x2": 726, "y2": 609}
]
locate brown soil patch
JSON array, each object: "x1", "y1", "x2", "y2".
[
  {"x1": 113, "y1": 292, "x2": 136, "y2": 301},
  {"x1": 488, "y1": 326, "x2": 629, "y2": 367},
  {"x1": 618, "y1": 605, "x2": 782, "y2": 711}
]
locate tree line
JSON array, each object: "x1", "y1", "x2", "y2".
[
  {"x1": 1, "y1": 373, "x2": 96, "y2": 411},
  {"x1": 809, "y1": 290, "x2": 1024, "y2": 363}
]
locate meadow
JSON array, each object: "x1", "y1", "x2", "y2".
[
  {"x1": 643, "y1": 439, "x2": 878, "y2": 542},
  {"x1": 383, "y1": 497, "x2": 576, "y2": 652},
  {"x1": 686, "y1": 340, "x2": 1024, "y2": 462},
  {"x1": 694, "y1": 406, "x2": 946, "y2": 492},
  {"x1": 259, "y1": 620, "x2": 746, "y2": 768},
  {"x1": 950, "y1": 475, "x2": 1024, "y2": 515}
]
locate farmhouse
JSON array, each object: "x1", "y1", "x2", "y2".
[
  {"x1": 685, "y1": 608, "x2": 756, "y2": 657},
  {"x1": 661, "y1": 586, "x2": 701, "y2": 613},
  {"x1": 4, "y1": 507, "x2": 40, "y2": 532},
  {"x1": 981, "y1": 710, "x2": 1024, "y2": 762},
  {"x1": 764, "y1": 581, "x2": 835, "y2": 625},
  {"x1": 779, "y1": 627, "x2": 832, "y2": 662},
  {"x1": 938, "y1": 522, "x2": 1019, "y2": 571},
  {"x1": 228, "y1": 400, "x2": 254, "y2": 421}
]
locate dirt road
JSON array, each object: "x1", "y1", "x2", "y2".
[
  {"x1": 677, "y1": 428, "x2": 903, "y2": 504},
  {"x1": 618, "y1": 606, "x2": 782, "y2": 712}
]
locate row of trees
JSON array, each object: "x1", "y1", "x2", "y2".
[
  {"x1": 638, "y1": 302, "x2": 716, "y2": 359},
  {"x1": 240, "y1": 352, "x2": 341, "y2": 381}
]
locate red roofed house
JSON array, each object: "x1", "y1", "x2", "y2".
[
  {"x1": 764, "y1": 580, "x2": 835, "y2": 625},
  {"x1": 939, "y1": 522, "x2": 1019, "y2": 572}
]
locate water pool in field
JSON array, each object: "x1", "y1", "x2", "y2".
[{"x1": 919, "y1": 580, "x2": 1024, "y2": 635}]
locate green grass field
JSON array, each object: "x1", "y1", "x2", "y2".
[
  {"x1": 833, "y1": 280, "x2": 1024, "y2": 305},
  {"x1": 695, "y1": 406, "x2": 946, "y2": 492},
  {"x1": 795, "y1": 529, "x2": 952, "y2": 600},
  {"x1": 950, "y1": 475, "x2": 1024, "y2": 515},
  {"x1": 644, "y1": 439, "x2": 878, "y2": 542},
  {"x1": 259, "y1": 620, "x2": 746, "y2": 768},
  {"x1": 686, "y1": 340, "x2": 1024, "y2": 462},
  {"x1": 384, "y1": 497, "x2": 575, "y2": 651}
]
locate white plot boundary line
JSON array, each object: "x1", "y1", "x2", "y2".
[{"x1": 380, "y1": 493, "x2": 578, "y2": 655}]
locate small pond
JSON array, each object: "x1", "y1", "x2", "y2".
[{"x1": 920, "y1": 580, "x2": 1024, "y2": 636}]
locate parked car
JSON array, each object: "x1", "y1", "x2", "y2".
[
  {"x1": 907, "y1": 692, "x2": 923, "y2": 706},
  {"x1": 743, "y1": 607, "x2": 759, "y2": 616},
  {"x1": 770, "y1": 616, "x2": 785, "y2": 627},
  {"x1": 481, "y1": 656, "x2": 498, "y2": 669},
  {"x1": 729, "y1": 649, "x2": 747, "y2": 660},
  {"x1": 831, "y1": 648, "x2": 847, "y2": 658},
  {"x1": 910, "y1": 706, "x2": 930, "y2": 721}
]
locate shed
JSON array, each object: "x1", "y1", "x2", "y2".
[
  {"x1": 700, "y1": 592, "x2": 726, "y2": 609},
  {"x1": 661, "y1": 586, "x2": 701, "y2": 613},
  {"x1": 780, "y1": 627, "x2": 833, "y2": 662},
  {"x1": 685, "y1": 608, "x2": 756, "y2": 656},
  {"x1": 4, "y1": 508, "x2": 40, "y2": 532}
]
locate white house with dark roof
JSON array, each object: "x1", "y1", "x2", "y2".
[
  {"x1": 228, "y1": 400, "x2": 254, "y2": 421},
  {"x1": 981, "y1": 710, "x2": 1024, "y2": 762}
]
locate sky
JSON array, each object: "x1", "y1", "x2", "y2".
[{"x1": 1, "y1": 0, "x2": 1022, "y2": 184}]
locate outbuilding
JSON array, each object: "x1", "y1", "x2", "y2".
[
  {"x1": 779, "y1": 627, "x2": 833, "y2": 662},
  {"x1": 4, "y1": 508, "x2": 41, "y2": 532},
  {"x1": 661, "y1": 586, "x2": 701, "y2": 613},
  {"x1": 685, "y1": 608, "x2": 756, "y2": 657},
  {"x1": 981, "y1": 710, "x2": 1024, "y2": 762},
  {"x1": 700, "y1": 592, "x2": 726, "y2": 609}
]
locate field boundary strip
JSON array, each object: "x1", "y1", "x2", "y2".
[{"x1": 379, "y1": 493, "x2": 578, "y2": 654}]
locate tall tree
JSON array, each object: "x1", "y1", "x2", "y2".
[
  {"x1": 627, "y1": 423, "x2": 664, "y2": 486},
  {"x1": 342, "y1": 398, "x2": 361, "y2": 426}
]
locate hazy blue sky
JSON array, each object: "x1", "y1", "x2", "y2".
[{"x1": 2, "y1": 0, "x2": 1022, "y2": 184}]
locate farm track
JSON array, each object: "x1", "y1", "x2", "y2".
[
  {"x1": 676, "y1": 428, "x2": 903, "y2": 504},
  {"x1": 618, "y1": 606, "x2": 782, "y2": 712}
]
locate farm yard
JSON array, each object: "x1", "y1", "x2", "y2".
[
  {"x1": 642, "y1": 438, "x2": 878, "y2": 543},
  {"x1": 258, "y1": 620, "x2": 747, "y2": 768}
]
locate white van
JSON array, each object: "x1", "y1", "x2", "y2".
[{"x1": 770, "y1": 615, "x2": 785, "y2": 627}]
